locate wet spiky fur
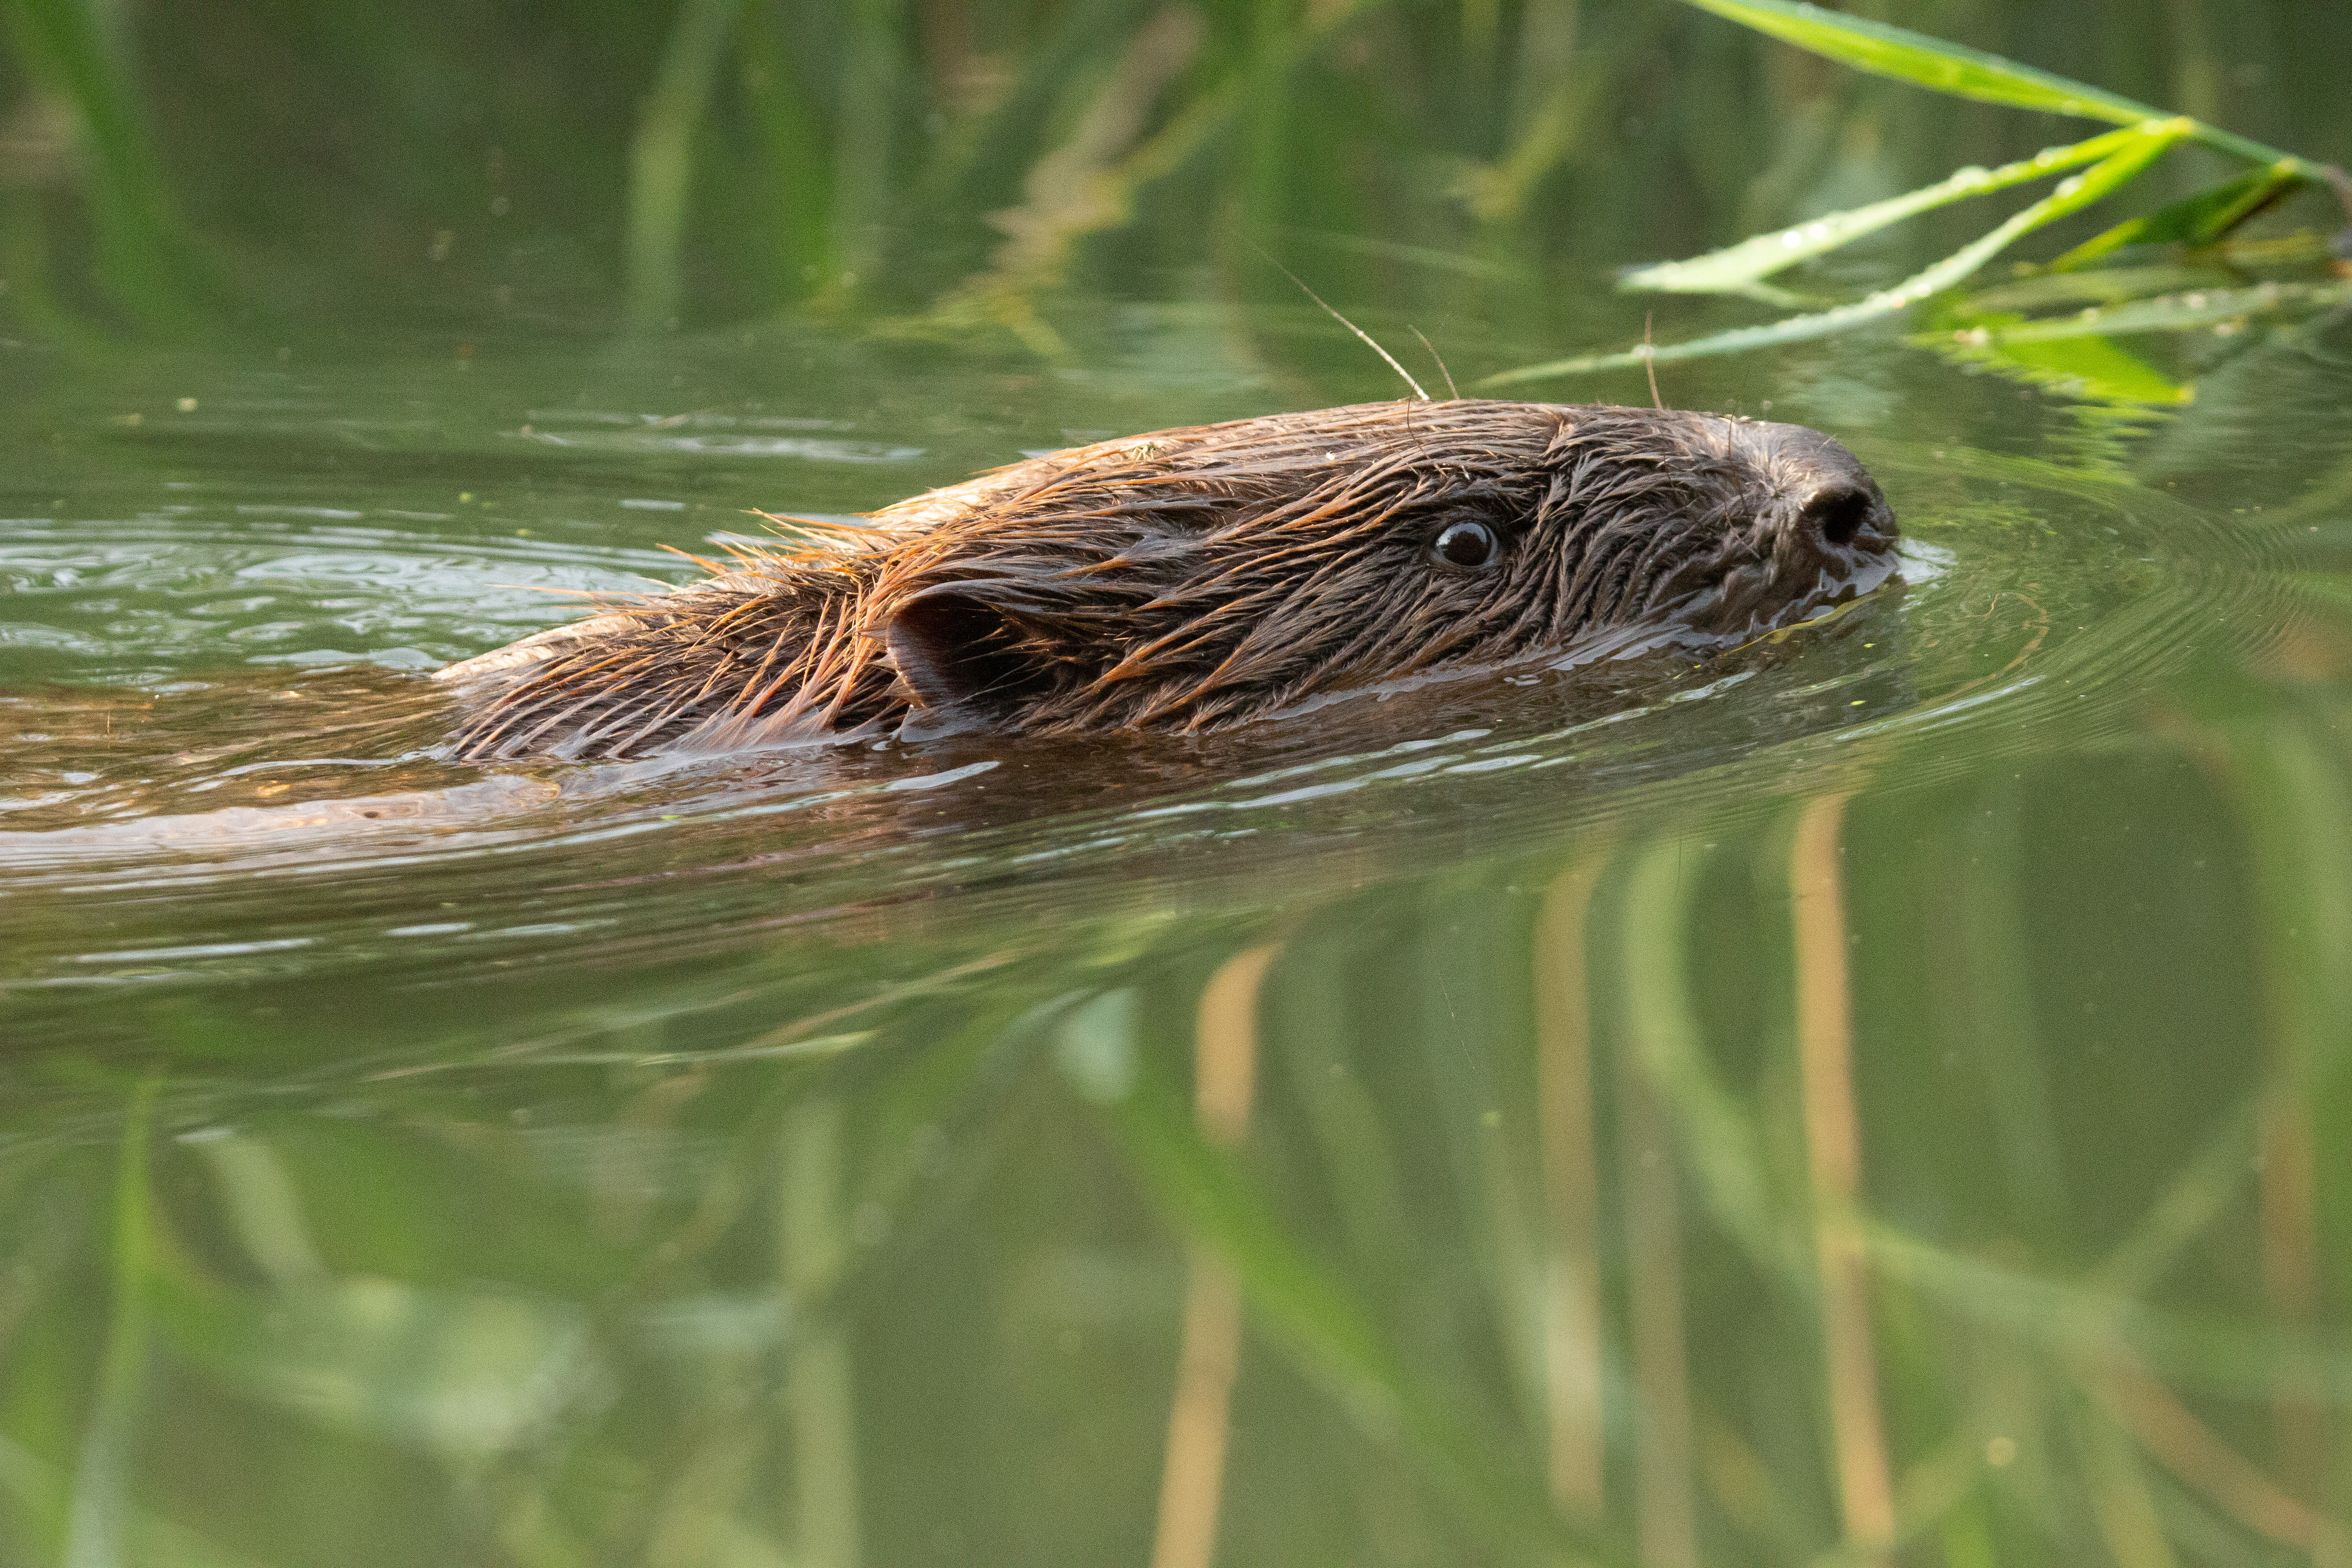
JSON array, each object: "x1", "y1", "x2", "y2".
[{"x1": 439, "y1": 400, "x2": 1897, "y2": 760}]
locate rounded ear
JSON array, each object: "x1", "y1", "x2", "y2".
[{"x1": 883, "y1": 589, "x2": 1052, "y2": 717}]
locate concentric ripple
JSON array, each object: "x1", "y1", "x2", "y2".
[{"x1": 0, "y1": 419, "x2": 2293, "y2": 1020}]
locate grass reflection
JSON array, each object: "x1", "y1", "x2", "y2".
[
  {"x1": 1533, "y1": 851, "x2": 1607, "y2": 1517},
  {"x1": 2, "y1": 694, "x2": 2350, "y2": 1561}
]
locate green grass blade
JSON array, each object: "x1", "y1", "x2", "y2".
[
  {"x1": 1078, "y1": 1005, "x2": 1628, "y2": 1566},
  {"x1": 1674, "y1": 0, "x2": 2162, "y2": 125},
  {"x1": 1615, "y1": 838, "x2": 1808, "y2": 1285},
  {"x1": 3, "y1": 0, "x2": 198, "y2": 325},
  {"x1": 63, "y1": 1078, "x2": 159, "y2": 1568},
  {"x1": 625, "y1": 0, "x2": 745, "y2": 332},
  {"x1": 2052, "y1": 161, "x2": 2310, "y2": 271},
  {"x1": 1945, "y1": 278, "x2": 2352, "y2": 346},
  {"x1": 1957, "y1": 263, "x2": 2233, "y2": 312},
  {"x1": 1920, "y1": 322, "x2": 2192, "y2": 406},
  {"x1": 1484, "y1": 120, "x2": 2187, "y2": 386},
  {"x1": 1868, "y1": 1221, "x2": 2352, "y2": 1399},
  {"x1": 1624, "y1": 127, "x2": 2147, "y2": 295}
]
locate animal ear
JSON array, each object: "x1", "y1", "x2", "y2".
[{"x1": 884, "y1": 589, "x2": 1052, "y2": 717}]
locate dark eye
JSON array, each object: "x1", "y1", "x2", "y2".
[{"x1": 1433, "y1": 519, "x2": 1498, "y2": 569}]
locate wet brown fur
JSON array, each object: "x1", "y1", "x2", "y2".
[{"x1": 441, "y1": 399, "x2": 1896, "y2": 760}]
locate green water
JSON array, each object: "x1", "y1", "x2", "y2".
[{"x1": 5, "y1": 4, "x2": 2352, "y2": 1565}]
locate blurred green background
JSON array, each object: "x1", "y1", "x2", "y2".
[{"x1": 5, "y1": 0, "x2": 2344, "y2": 351}]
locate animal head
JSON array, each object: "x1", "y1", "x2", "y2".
[{"x1": 874, "y1": 400, "x2": 1899, "y2": 733}]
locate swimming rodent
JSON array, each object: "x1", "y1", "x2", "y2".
[{"x1": 437, "y1": 399, "x2": 1899, "y2": 759}]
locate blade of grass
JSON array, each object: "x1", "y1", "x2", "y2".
[
  {"x1": 1867, "y1": 1221, "x2": 2352, "y2": 1400},
  {"x1": 1615, "y1": 839, "x2": 1807, "y2": 1286},
  {"x1": 624, "y1": 0, "x2": 745, "y2": 331},
  {"x1": 2072, "y1": 1401, "x2": 2183, "y2": 1568},
  {"x1": 1623, "y1": 126, "x2": 2148, "y2": 295},
  {"x1": 2091, "y1": 1092, "x2": 2264, "y2": 1302},
  {"x1": 1672, "y1": 0, "x2": 2163, "y2": 123},
  {"x1": 1463, "y1": 45, "x2": 1610, "y2": 225},
  {"x1": 2052, "y1": 161, "x2": 2309, "y2": 271},
  {"x1": 2084, "y1": 1358, "x2": 2348, "y2": 1561},
  {"x1": 1615, "y1": 946, "x2": 1700, "y2": 1568},
  {"x1": 1943, "y1": 279, "x2": 2352, "y2": 346},
  {"x1": 2223, "y1": 716, "x2": 2352, "y2": 1498},
  {"x1": 1920, "y1": 320, "x2": 2193, "y2": 406},
  {"x1": 1792, "y1": 795, "x2": 1896, "y2": 1556},
  {"x1": 2, "y1": 0, "x2": 197, "y2": 325},
  {"x1": 1409, "y1": 879, "x2": 1558, "y2": 1449},
  {"x1": 1958, "y1": 264, "x2": 2234, "y2": 312},
  {"x1": 779, "y1": 1097, "x2": 862, "y2": 1568},
  {"x1": 1150, "y1": 945, "x2": 1277, "y2": 1568},
  {"x1": 1073, "y1": 1001, "x2": 1629, "y2": 1567},
  {"x1": 1532, "y1": 854, "x2": 1608, "y2": 1516},
  {"x1": 63, "y1": 1076, "x2": 159, "y2": 1568},
  {"x1": 157, "y1": 1277, "x2": 598, "y2": 1458},
  {"x1": 1671, "y1": 0, "x2": 2320, "y2": 172},
  {"x1": 930, "y1": 6, "x2": 1208, "y2": 352},
  {"x1": 830, "y1": 0, "x2": 905, "y2": 303},
  {"x1": 1483, "y1": 119, "x2": 2187, "y2": 385},
  {"x1": 0, "y1": 1435, "x2": 272, "y2": 1568},
  {"x1": 736, "y1": 2, "x2": 836, "y2": 309}
]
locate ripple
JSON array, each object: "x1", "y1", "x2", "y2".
[
  {"x1": 0, "y1": 442, "x2": 2291, "y2": 1005},
  {"x1": 0, "y1": 515, "x2": 697, "y2": 683}
]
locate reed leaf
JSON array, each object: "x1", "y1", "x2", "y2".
[
  {"x1": 1938, "y1": 278, "x2": 2352, "y2": 346},
  {"x1": 625, "y1": 0, "x2": 746, "y2": 332},
  {"x1": 1920, "y1": 321, "x2": 2192, "y2": 406},
  {"x1": 1486, "y1": 119, "x2": 2187, "y2": 385},
  {"x1": 1495, "y1": 0, "x2": 2347, "y2": 382},
  {"x1": 2051, "y1": 160, "x2": 2310, "y2": 271},
  {"x1": 62, "y1": 1078, "x2": 158, "y2": 1568},
  {"x1": 1622, "y1": 125, "x2": 2155, "y2": 296},
  {"x1": 1957, "y1": 264, "x2": 2234, "y2": 312},
  {"x1": 2, "y1": 0, "x2": 196, "y2": 323},
  {"x1": 1673, "y1": 0, "x2": 2164, "y2": 128}
]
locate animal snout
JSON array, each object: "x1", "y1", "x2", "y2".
[
  {"x1": 1794, "y1": 481, "x2": 1877, "y2": 552},
  {"x1": 1767, "y1": 454, "x2": 1895, "y2": 570},
  {"x1": 1736, "y1": 419, "x2": 1896, "y2": 565}
]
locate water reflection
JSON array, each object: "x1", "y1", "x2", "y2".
[{"x1": 9, "y1": 684, "x2": 2348, "y2": 1563}]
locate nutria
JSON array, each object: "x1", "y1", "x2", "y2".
[{"x1": 437, "y1": 399, "x2": 1897, "y2": 759}]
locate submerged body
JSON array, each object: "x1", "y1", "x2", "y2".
[{"x1": 439, "y1": 400, "x2": 1898, "y2": 760}]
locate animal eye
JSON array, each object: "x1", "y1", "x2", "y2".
[{"x1": 1433, "y1": 519, "x2": 1498, "y2": 569}]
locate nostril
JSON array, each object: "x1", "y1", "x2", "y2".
[{"x1": 1799, "y1": 485, "x2": 1871, "y2": 549}]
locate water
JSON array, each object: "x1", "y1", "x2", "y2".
[{"x1": 7, "y1": 8, "x2": 2352, "y2": 1566}]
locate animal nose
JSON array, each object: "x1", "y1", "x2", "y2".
[
  {"x1": 1795, "y1": 482, "x2": 1875, "y2": 551},
  {"x1": 1739, "y1": 419, "x2": 1895, "y2": 562}
]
